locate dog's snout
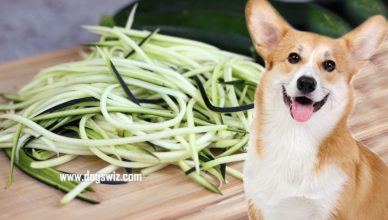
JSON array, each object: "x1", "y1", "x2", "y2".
[{"x1": 297, "y1": 76, "x2": 317, "y2": 94}]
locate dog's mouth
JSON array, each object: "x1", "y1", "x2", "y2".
[{"x1": 282, "y1": 86, "x2": 329, "y2": 122}]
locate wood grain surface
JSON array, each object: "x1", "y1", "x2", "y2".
[{"x1": 0, "y1": 44, "x2": 387, "y2": 220}]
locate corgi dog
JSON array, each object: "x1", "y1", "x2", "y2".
[{"x1": 243, "y1": 0, "x2": 388, "y2": 219}]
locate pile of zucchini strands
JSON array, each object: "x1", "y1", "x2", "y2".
[{"x1": 0, "y1": 11, "x2": 263, "y2": 205}]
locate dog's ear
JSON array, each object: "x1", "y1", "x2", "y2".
[
  {"x1": 341, "y1": 15, "x2": 387, "y2": 69},
  {"x1": 245, "y1": 0, "x2": 291, "y2": 60}
]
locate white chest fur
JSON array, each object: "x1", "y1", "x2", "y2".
[
  {"x1": 243, "y1": 71, "x2": 350, "y2": 220},
  {"x1": 244, "y1": 115, "x2": 347, "y2": 220}
]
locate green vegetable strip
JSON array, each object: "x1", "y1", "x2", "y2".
[
  {"x1": 7, "y1": 103, "x2": 38, "y2": 186},
  {"x1": 30, "y1": 155, "x2": 77, "y2": 169},
  {"x1": 4, "y1": 149, "x2": 98, "y2": 203},
  {"x1": 0, "y1": 23, "x2": 264, "y2": 203},
  {"x1": 125, "y1": 3, "x2": 138, "y2": 29},
  {"x1": 125, "y1": 28, "x2": 159, "y2": 58},
  {"x1": 0, "y1": 114, "x2": 226, "y2": 147},
  {"x1": 60, "y1": 164, "x2": 117, "y2": 205},
  {"x1": 98, "y1": 47, "x2": 140, "y2": 105},
  {"x1": 178, "y1": 160, "x2": 221, "y2": 194},
  {"x1": 7, "y1": 124, "x2": 23, "y2": 187},
  {"x1": 187, "y1": 99, "x2": 200, "y2": 174}
]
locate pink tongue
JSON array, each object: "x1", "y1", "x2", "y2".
[{"x1": 291, "y1": 101, "x2": 314, "y2": 122}]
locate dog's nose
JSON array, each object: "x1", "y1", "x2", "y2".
[{"x1": 297, "y1": 76, "x2": 316, "y2": 94}]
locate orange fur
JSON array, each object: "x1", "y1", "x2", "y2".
[
  {"x1": 245, "y1": 0, "x2": 388, "y2": 219},
  {"x1": 248, "y1": 199, "x2": 265, "y2": 220}
]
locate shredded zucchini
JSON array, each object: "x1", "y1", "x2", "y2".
[{"x1": 0, "y1": 19, "x2": 264, "y2": 204}]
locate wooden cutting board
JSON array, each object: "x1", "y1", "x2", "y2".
[{"x1": 0, "y1": 46, "x2": 387, "y2": 220}]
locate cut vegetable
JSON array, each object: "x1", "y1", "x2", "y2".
[
  {"x1": 4, "y1": 149, "x2": 98, "y2": 203},
  {"x1": 0, "y1": 19, "x2": 263, "y2": 203}
]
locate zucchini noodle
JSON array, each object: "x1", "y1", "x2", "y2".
[{"x1": 0, "y1": 21, "x2": 264, "y2": 204}]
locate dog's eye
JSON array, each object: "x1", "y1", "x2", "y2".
[
  {"x1": 288, "y1": 53, "x2": 301, "y2": 64},
  {"x1": 322, "y1": 60, "x2": 336, "y2": 72}
]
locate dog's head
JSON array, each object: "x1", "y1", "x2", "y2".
[{"x1": 246, "y1": 0, "x2": 387, "y2": 123}]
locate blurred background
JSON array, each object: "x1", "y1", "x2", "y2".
[
  {"x1": 0, "y1": 0, "x2": 130, "y2": 62},
  {"x1": 0, "y1": 0, "x2": 386, "y2": 62}
]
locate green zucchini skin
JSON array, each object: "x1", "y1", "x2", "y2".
[
  {"x1": 271, "y1": 2, "x2": 351, "y2": 38},
  {"x1": 131, "y1": 12, "x2": 252, "y2": 56},
  {"x1": 112, "y1": 0, "x2": 350, "y2": 56},
  {"x1": 344, "y1": 0, "x2": 387, "y2": 25},
  {"x1": 113, "y1": 0, "x2": 246, "y2": 26},
  {"x1": 3, "y1": 149, "x2": 99, "y2": 204}
]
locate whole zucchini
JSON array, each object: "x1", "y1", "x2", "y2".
[{"x1": 111, "y1": 0, "x2": 350, "y2": 56}]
